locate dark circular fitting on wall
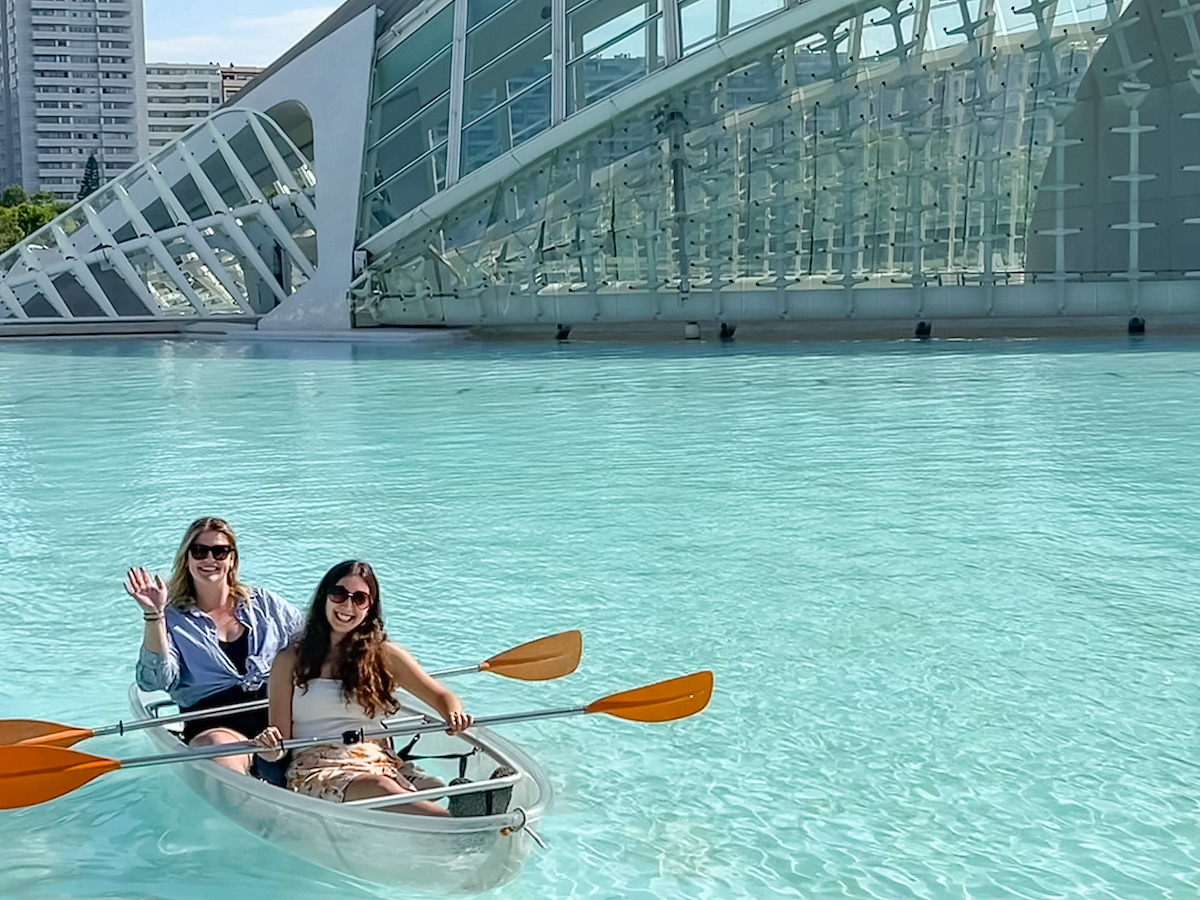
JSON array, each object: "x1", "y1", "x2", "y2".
[
  {"x1": 719, "y1": 323, "x2": 736, "y2": 341},
  {"x1": 1128, "y1": 317, "x2": 1145, "y2": 335},
  {"x1": 915, "y1": 320, "x2": 932, "y2": 338},
  {"x1": 555, "y1": 324, "x2": 571, "y2": 341}
]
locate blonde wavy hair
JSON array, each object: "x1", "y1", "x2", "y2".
[{"x1": 167, "y1": 516, "x2": 251, "y2": 609}]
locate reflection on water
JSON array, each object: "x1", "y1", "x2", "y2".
[{"x1": 0, "y1": 335, "x2": 1197, "y2": 899}]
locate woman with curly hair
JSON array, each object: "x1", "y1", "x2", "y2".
[
  {"x1": 253, "y1": 560, "x2": 507, "y2": 816},
  {"x1": 127, "y1": 517, "x2": 303, "y2": 773}
]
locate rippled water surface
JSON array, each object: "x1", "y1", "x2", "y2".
[{"x1": 0, "y1": 334, "x2": 1197, "y2": 900}]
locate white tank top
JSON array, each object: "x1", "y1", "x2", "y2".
[{"x1": 291, "y1": 678, "x2": 386, "y2": 739}]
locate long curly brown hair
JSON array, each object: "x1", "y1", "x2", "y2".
[
  {"x1": 167, "y1": 517, "x2": 251, "y2": 610},
  {"x1": 293, "y1": 560, "x2": 399, "y2": 720}
]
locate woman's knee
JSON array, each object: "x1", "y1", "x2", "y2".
[
  {"x1": 189, "y1": 727, "x2": 248, "y2": 747},
  {"x1": 344, "y1": 774, "x2": 408, "y2": 801}
]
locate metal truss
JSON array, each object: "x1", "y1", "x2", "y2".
[{"x1": 0, "y1": 108, "x2": 317, "y2": 322}]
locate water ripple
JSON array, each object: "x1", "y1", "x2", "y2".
[{"x1": 0, "y1": 336, "x2": 1197, "y2": 898}]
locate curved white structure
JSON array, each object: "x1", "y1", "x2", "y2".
[{"x1": 7, "y1": 0, "x2": 1200, "y2": 338}]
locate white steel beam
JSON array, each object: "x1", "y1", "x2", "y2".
[
  {"x1": 206, "y1": 122, "x2": 317, "y2": 279},
  {"x1": 245, "y1": 115, "x2": 319, "y2": 223},
  {"x1": 112, "y1": 181, "x2": 210, "y2": 315},
  {"x1": 144, "y1": 159, "x2": 255, "y2": 314},
  {"x1": 0, "y1": 281, "x2": 28, "y2": 318},
  {"x1": 223, "y1": 213, "x2": 292, "y2": 305},
  {"x1": 551, "y1": 0, "x2": 567, "y2": 124},
  {"x1": 446, "y1": 0, "x2": 469, "y2": 185},
  {"x1": 18, "y1": 246, "x2": 72, "y2": 318},
  {"x1": 105, "y1": 247, "x2": 167, "y2": 316},
  {"x1": 51, "y1": 222, "x2": 120, "y2": 317}
]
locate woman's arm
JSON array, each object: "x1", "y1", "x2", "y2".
[
  {"x1": 253, "y1": 647, "x2": 296, "y2": 761},
  {"x1": 128, "y1": 567, "x2": 181, "y2": 690},
  {"x1": 383, "y1": 643, "x2": 472, "y2": 734}
]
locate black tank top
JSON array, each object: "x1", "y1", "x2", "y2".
[
  {"x1": 179, "y1": 629, "x2": 263, "y2": 743},
  {"x1": 218, "y1": 629, "x2": 250, "y2": 675}
]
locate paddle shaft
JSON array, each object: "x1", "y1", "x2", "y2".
[
  {"x1": 117, "y1": 705, "x2": 589, "y2": 769},
  {"x1": 92, "y1": 661, "x2": 484, "y2": 738}
]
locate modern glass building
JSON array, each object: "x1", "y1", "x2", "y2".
[{"x1": 3, "y1": 0, "x2": 1200, "y2": 338}]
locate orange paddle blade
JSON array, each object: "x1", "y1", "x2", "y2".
[
  {"x1": 586, "y1": 671, "x2": 714, "y2": 722},
  {"x1": 0, "y1": 720, "x2": 95, "y2": 748},
  {"x1": 0, "y1": 745, "x2": 121, "y2": 808},
  {"x1": 480, "y1": 630, "x2": 582, "y2": 681}
]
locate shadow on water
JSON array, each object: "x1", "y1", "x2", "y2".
[{"x1": 1, "y1": 331, "x2": 1198, "y2": 367}]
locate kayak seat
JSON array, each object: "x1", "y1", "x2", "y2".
[
  {"x1": 250, "y1": 752, "x2": 291, "y2": 787},
  {"x1": 448, "y1": 766, "x2": 517, "y2": 817}
]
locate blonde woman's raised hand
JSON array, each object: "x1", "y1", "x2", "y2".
[{"x1": 125, "y1": 566, "x2": 168, "y2": 615}]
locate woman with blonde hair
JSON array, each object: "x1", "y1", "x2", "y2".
[
  {"x1": 253, "y1": 560, "x2": 512, "y2": 816},
  {"x1": 127, "y1": 516, "x2": 303, "y2": 773}
]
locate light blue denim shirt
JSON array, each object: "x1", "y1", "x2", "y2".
[{"x1": 135, "y1": 586, "x2": 305, "y2": 709}]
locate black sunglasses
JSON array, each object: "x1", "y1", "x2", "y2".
[
  {"x1": 327, "y1": 585, "x2": 372, "y2": 609},
  {"x1": 189, "y1": 543, "x2": 234, "y2": 561}
]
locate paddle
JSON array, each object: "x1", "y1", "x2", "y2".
[
  {"x1": 1, "y1": 630, "x2": 583, "y2": 749},
  {"x1": 0, "y1": 671, "x2": 712, "y2": 809}
]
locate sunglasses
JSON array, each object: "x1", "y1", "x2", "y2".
[
  {"x1": 189, "y1": 543, "x2": 234, "y2": 561},
  {"x1": 327, "y1": 585, "x2": 372, "y2": 609}
]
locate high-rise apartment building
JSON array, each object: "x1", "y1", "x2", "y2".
[
  {"x1": 145, "y1": 63, "x2": 219, "y2": 150},
  {"x1": 0, "y1": 0, "x2": 148, "y2": 200},
  {"x1": 218, "y1": 65, "x2": 260, "y2": 104},
  {"x1": 145, "y1": 62, "x2": 262, "y2": 151}
]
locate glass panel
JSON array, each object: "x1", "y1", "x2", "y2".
[
  {"x1": 567, "y1": 0, "x2": 664, "y2": 114},
  {"x1": 227, "y1": 124, "x2": 278, "y2": 197},
  {"x1": 265, "y1": 126, "x2": 304, "y2": 173},
  {"x1": 198, "y1": 147, "x2": 246, "y2": 210},
  {"x1": 53, "y1": 273, "x2": 104, "y2": 317},
  {"x1": 86, "y1": 262, "x2": 145, "y2": 316},
  {"x1": 462, "y1": 74, "x2": 552, "y2": 174},
  {"x1": 680, "y1": 0, "x2": 717, "y2": 53},
  {"x1": 464, "y1": 27, "x2": 551, "y2": 126},
  {"x1": 167, "y1": 172, "x2": 212, "y2": 220},
  {"x1": 465, "y1": 0, "x2": 549, "y2": 79},
  {"x1": 361, "y1": 145, "x2": 448, "y2": 237},
  {"x1": 728, "y1": 0, "x2": 784, "y2": 32},
  {"x1": 467, "y1": 0, "x2": 516, "y2": 29},
  {"x1": 369, "y1": 48, "x2": 452, "y2": 146},
  {"x1": 366, "y1": 94, "x2": 450, "y2": 188},
  {"x1": 374, "y1": 4, "x2": 454, "y2": 98},
  {"x1": 140, "y1": 197, "x2": 175, "y2": 232}
]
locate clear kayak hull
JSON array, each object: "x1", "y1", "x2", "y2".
[{"x1": 129, "y1": 686, "x2": 551, "y2": 893}]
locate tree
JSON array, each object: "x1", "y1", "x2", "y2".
[
  {"x1": 77, "y1": 153, "x2": 100, "y2": 200},
  {"x1": 1, "y1": 184, "x2": 28, "y2": 207},
  {"x1": 0, "y1": 184, "x2": 69, "y2": 253}
]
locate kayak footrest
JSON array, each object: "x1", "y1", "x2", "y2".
[{"x1": 342, "y1": 770, "x2": 520, "y2": 810}]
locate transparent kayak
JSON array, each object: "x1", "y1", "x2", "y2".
[{"x1": 129, "y1": 686, "x2": 552, "y2": 893}]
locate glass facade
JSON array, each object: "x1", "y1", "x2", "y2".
[
  {"x1": 352, "y1": 0, "x2": 1142, "y2": 326},
  {"x1": 358, "y1": 0, "x2": 784, "y2": 241}
]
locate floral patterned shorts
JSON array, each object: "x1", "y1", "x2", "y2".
[{"x1": 286, "y1": 741, "x2": 419, "y2": 802}]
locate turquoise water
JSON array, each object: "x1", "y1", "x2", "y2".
[{"x1": 0, "y1": 334, "x2": 1197, "y2": 900}]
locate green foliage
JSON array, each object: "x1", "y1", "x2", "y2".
[
  {"x1": 0, "y1": 185, "x2": 57, "y2": 208},
  {"x1": 0, "y1": 184, "x2": 70, "y2": 254},
  {"x1": 77, "y1": 154, "x2": 100, "y2": 200}
]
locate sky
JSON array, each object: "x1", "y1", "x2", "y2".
[{"x1": 143, "y1": 1, "x2": 338, "y2": 67}]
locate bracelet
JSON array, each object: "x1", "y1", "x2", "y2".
[{"x1": 143, "y1": 612, "x2": 164, "y2": 622}]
